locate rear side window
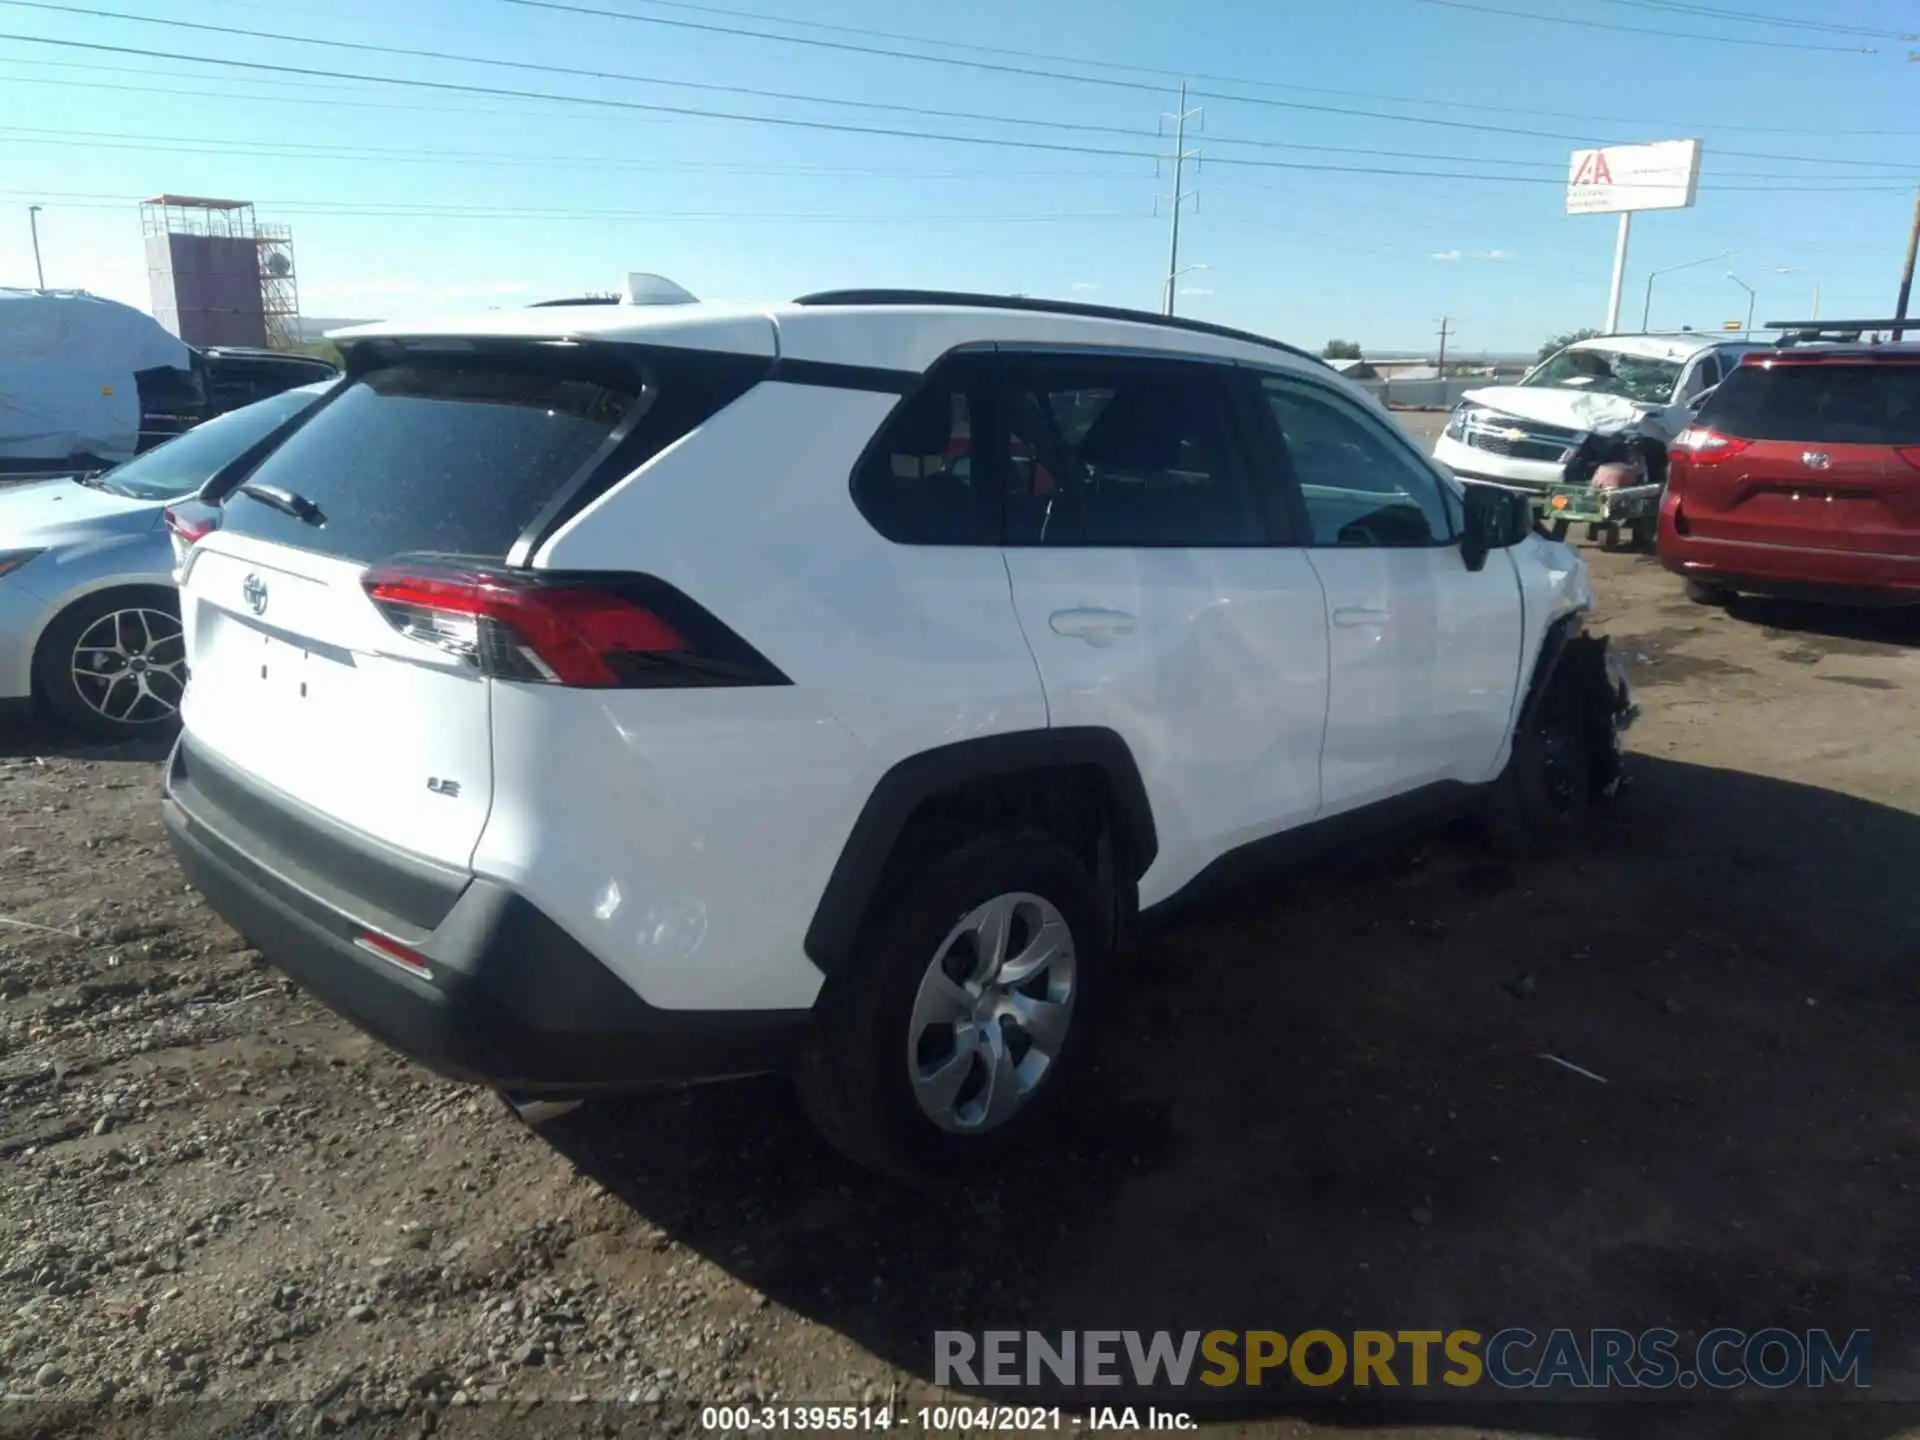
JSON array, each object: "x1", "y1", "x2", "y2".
[
  {"x1": 1704, "y1": 362, "x2": 1920, "y2": 446},
  {"x1": 219, "y1": 346, "x2": 761, "y2": 564},
  {"x1": 851, "y1": 355, "x2": 997, "y2": 545}
]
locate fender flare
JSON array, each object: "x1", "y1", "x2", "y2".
[
  {"x1": 1517, "y1": 611, "x2": 1585, "y2": 731},
  {"x1": 802, "y1": 727, "x2": 1157, "y2": 974}
]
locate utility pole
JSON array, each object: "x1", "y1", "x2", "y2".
[
  {"x1": 1160, "y1": 83, "x2": 1202, "y2": 317},
  {"x1": 1435, "y1": 316, "x2": 1452, "y2": 376},
  {"x1": 27, "y1": 205, "x2": 44, "y2": 290},
  {"x1": 1894, "y1": 185, "x2": 1920, "y2": 341}
]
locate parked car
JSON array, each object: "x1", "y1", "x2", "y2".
[
  {"x1": 1660, "y1": 342, "x2": 1920, "y2": 606},
  {"x1": 1434, "y1": 332, "x2": 1763, "y2": 546},
  {"x1": 0, "y1": 291, "x2": 340, "y2": 477},
  {"x1": 198, "y1": 346, "x2": 341, "y2": 414},
  {"x1": 159, "y1": 289, "x2": 1634, "y2": 1179},
  {"x1": 0, "y1": 382, "x2": 329, "y2": 738}
]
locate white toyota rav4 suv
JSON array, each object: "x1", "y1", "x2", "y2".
[{"x1": 161, "y1": 288, "x2": 1634, "y2": 1179}]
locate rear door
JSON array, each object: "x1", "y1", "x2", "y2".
[
  {"x1": 179, "y1": 343, "x2": 752, "y2": 868},
  {"x1": 996, "y1": 352, "x2": 1330, "y2": 904},
  {"x1": 1681, "y1": 358, "x2": 1920, "y2": 555}
]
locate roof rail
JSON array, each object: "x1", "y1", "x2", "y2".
[
  {"x1": 1764, "y1": 319, "x2": 1913, "y2": 332},
  {"x1": 791, "y1": 289, "x2": 1327, "y2": 367}
]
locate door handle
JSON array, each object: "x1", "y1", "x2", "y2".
[
  {"x1": 1332, "y1": 606, "x2": 1391, "y2": 628},
  {"x1": 1048, "y1": 607, "x2": 1136, "y2": 645}
]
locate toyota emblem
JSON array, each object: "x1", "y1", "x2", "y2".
[
  {"x1": 1801, "y1": 451, "x2": 1832, "y2": 470},
  {"x1": 242, "y1": 573, "x2": 269, "y2": 615}
]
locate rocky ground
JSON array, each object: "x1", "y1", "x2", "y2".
[{"x1": 4, "y1": 506, "x2": 1920, "y2": 1440}]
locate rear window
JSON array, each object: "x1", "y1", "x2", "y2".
[
  {"x1": 218, "y1": 347, "x2": 763, "y2": 564},
  {"x1": 1703, "y1": 361, "x2": 1920, "y2": 446}
]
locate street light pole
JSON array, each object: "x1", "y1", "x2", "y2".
[
  {"x1": 27, "y1": 205, "x2": 44, "y2": 290},
  {"x1": 1727, "y1": 272, "x2": 1756, "y2": 339},
  {"x1": 1640, "y1": 250, "x2": 1732, "y2": 330}
]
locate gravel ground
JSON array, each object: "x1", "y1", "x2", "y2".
[{"x1": 4, "y1": 481, "x2": 1920, "y2": 1439}]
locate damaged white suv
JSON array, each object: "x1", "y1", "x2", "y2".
[
  {"x1": 1433, "y1": 332, "x2": 1761, "y2": 543},
  {"x1": 160, "y1": 286, "x2": 1634, "y2": 1179}
]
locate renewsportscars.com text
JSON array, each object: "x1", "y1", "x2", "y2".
[{"x1": 935, "y1": 1328, "x2": 1871, "y2": 1392}]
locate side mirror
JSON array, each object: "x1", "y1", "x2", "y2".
[{"x1": 1460, "y1": 483, "x2": 1533, "y2": 571}]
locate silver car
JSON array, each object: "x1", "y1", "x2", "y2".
[{"x1": 0, "y1": 383, "x2": 326, "y2": 739}]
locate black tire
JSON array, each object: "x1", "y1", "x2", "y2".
[
  {"x1": 1549, "y1": 519, "x2": 1571, "y2": 542},
  {"x1": 1628, "y1": 518, "x2": 1656, "y2": 550},
  {"x1": 1684, "y1": 578, "x2": 1732, "y2": 606},
  {"x1": 795, "y1": 830, "x2": 1105, "y2": 1182},
  {"x1": 33, "y1": 586, "x2": 186, "y2": 740},
  {"x1": 1479, "y1": 689, "x2": 1593, "y2": 860}
]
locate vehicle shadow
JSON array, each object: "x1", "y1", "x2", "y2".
[
  {"x1": 1723, "y1": 593, "x2": 1920, "y2": 651},
  {"x1": 544, "y1": 756, "x2": 1920, "y2": 1438},
  {"x1": 0, "y1": 714, "x2": 175, "y2": 764}
]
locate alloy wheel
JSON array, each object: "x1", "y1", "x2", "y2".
[{"x1": 70, "y1": 607, "x2": 186, "y2": 727}]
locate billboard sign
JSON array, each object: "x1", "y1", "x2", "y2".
[{"x1": 1566, "y1": 139, "x2": 1702, "y2": 215}]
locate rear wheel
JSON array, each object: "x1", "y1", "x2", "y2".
[
  {"x1": 796, "y1": 831, "x2": 1103, "y2": 1182},
  {"x1": 34, "y1": 588, "x2": 186, "y2": 740},
  {"x1": 1685, "y1": 578, "x2": 1732, "y2": 606},
  {"x1": 1628, "y1": 518, "x2": 1656, "y2": 550}
]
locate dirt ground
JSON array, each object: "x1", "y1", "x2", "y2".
[{"x1": 4, "y1": 438, "x2": 1920, "y2": 1439}]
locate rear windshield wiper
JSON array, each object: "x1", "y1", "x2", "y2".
[{"x1": 237, "y1": 482, "x2": 326, "y2": 526}]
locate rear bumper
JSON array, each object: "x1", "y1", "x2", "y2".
[
  {"x1": 1659, "y1": 522, "x2": 1920, "y2": 604},
  {"x1": 161, "y1": 735, "x2": 808, "y2": 1096}
]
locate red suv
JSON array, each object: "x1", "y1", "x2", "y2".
[{"x1": 1659, "y1": 343, "x2": 1920, "y2": 606}]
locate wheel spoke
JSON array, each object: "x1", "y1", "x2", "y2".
[
  {"x1": 976, "y1": 1037, "x2": 1025, "y2": 1131},
  {"x1": 911, "y1": 1037, "x2": 976, "y2": 1122},
  {"x1": 997, "y1": 916, "x2": 1072, "y2": 988},
  {"x1": 968, "y1": 893, "x2": 1019, "y2": 979},
  {"x1": 1005, "y1": 992, "x2": 1071, "y2": 1056},
  {"x1": 95, "y1": 673, "x2": 137, "y2": 720},
  {"x1": 910, "y1": 968, "x2": 974, "y2": 1033}
]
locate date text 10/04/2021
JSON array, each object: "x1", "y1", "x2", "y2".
[{"x1": 699, "y1": 1407, "x2": 1195, "y2": 1431}]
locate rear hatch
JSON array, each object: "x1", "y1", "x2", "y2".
[
  {"x1": 179, "y1": 339, "x2": 767, "y2": 871},
  {"x1": 1674, "y1": 356, "x2": 1920, "y2": 555}
]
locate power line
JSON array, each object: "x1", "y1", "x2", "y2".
[
  {"x1": 0, "y1": 30, "x2": 1908, "y2": 192},
  {"x1": 493, "y1": 0, "x2": 1920, "y2": 134},
  {"x1": 1585, "y1": 0, "x2": 1914, "y2": 40},
  {"x1": 11, "y1": 3, "x2": 1916, "y2": 173},
  {"x1": 0, "y1": 3, "x2": 1648, "y2": 169},
  {"x1": 7, "y1": 120, "x2": 1912, "y2": 185},
  {"x1": 0, "y1": 123, "x2": 1152, "y2": 178},
  {"x1": 1413, "y1": 0, "x2": 1881, "y2": 51}
]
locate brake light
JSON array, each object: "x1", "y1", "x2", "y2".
[
  {"x1": 163, "y1": 505, "x2": 215, "y2": 546},
  {"x1": 1672, "y1": 428, "x2": 1753, "y2": 464},
  {"x1": 1898, "y1": 447, "x2": 1920, "y2": 473},
  {"x1": 361, "y1": 562, "x2": 787, "y2": 689}
]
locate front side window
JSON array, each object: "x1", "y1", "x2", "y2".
[
  {"x1": 1002, "y1": 359, "x2": 1267, "y2": 547},
  {"x1": 1262, "y1": 376, "x2": 1456, "y2": 547}
]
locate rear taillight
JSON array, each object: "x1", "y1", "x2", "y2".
[
  {"x1": 1672, "y1": 428, "x2": 1753, "y2": 465},
  {"x1": 164, "y1": 505, "x2": 215, "y2": 546},
  {"x1": 1897, "y1": 447, "x2": 1920, "y2": 473},
  {"x1": 361, "y1": 562, "x2": 788, "y2": 689}
]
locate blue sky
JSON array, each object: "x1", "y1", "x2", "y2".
[{"x1": 0, "y1": 0, "x2": 1915, "y2": 352}]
